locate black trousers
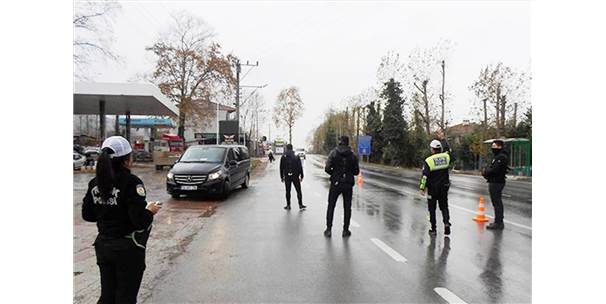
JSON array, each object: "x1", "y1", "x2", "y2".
[
  {"x1": 428, "y1": 184, "x2": 451, "y2": 229},
  {"x1": 489, "y1": 182, "x2": 505, "y2": 224},
  {"x1": 326, "y1": 183, "x2": 353, "y2": 230},
  {"x1": 284, "y1": 175, "x2": 303, "y2": 206},
  {"x1": 94, "y1": 237, "x2": 146, "y2": 304}
]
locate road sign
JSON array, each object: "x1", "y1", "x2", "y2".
[{"x1": 358, "y1": 135, "x2": 372, "y2": 156}]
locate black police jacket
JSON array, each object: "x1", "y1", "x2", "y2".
[
  {"x1": 280, "y1": 150, "x2": 303, "y2": 180},
  {"x1": 325, "y1": 145, "x2": 360, "y2": 186},
  {"x1": 82, "y1": 166, "x2": 154, "y2": 239},
  {"x1": 483, "y1": 150, "x2": 510, "y2": 183}
]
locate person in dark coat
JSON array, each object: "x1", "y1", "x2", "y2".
[
  {"x1": 482, "y1": 139, "x2": 510, "y2": 230},
  {"x1": 324, "y1": 136, "x2": 360, "y2": 238},
  {"x1": 82, "y1": 136, "x2": 162, "y2": 304},
  {"x1": 280, "y1": 144, "x2": 306, "y2": 210}
]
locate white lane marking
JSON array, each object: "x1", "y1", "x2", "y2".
[
  {"x1": 434, "y1": 287, "x2": 468, "y2": 304},
  {"x1": 502, "y1": 193, "x2": 512, "y2": 198},
  {"x1": 350, "y1": 220, "x2": 361, "y2": 228},
  {"x1": 449, "y1": 205, "x2": 532, "y2": 231},
  {"x1": 370, "y1": 238, "x2": 407, "y2": 263}
]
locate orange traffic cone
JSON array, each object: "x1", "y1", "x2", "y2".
[
  {"x1": 473, "y1": 196, "x2": 490, "y2": 222},
  {"x1": 357, "y1": 172, "x2": 363, "y2": 186}
]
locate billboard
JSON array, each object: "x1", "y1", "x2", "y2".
[{"x1": 358, "y1": 135, "x2": 372, "y2": 156}]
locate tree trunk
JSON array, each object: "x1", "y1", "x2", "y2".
[
  {"x1": 483, "y1": 98, "x2": 488, "y2": 130},
  {"x1": 495, "y1": 86, "x2": 501, "y2": 138},
  {"x1": 423, "y1": 81, "x2": 431, "y2": 136},
  {"x1": 289, "y1": 125, "x2": 292, "y2": 144},
  {"x1": 500, "y1": 95, "x2": 507, "y2": 134},
  {"x1": 178, "y1": 111, "x2": 185, "y2": 139},
  {"x1": 513, "y1": 102, "x2": 518, "y2": 128},
  {"x1": 440, "y1": 60, "x2": 445, "y2": 132}
]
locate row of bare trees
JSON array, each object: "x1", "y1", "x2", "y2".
[
  {"x1": 310, "y1": 41, "x2": 530, "y2": 167},
  {"x1": 470, "y1": 63, "x2": 530, "y2": 137}
]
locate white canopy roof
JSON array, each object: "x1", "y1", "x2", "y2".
[{"x1": 73, "y1": 82, "x2": 179, "y2": 116}]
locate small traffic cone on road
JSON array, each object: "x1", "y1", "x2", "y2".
[
  {"x1": 473, "y1": 196, "x2": 490, "y2": 222},
  {"x1": 357, "y1": 172, "x2": 363, "y2": 186}
]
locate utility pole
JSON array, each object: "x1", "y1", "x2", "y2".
[
  {"x1": 216, "y1": 101, "x2": 220, "y2": 144},
  {"x1": 235, "y1": 60, "x2": 259, "y2": 144},
  {"x1": 440, "y1": 60, "x2": 446, "y2": 134}
]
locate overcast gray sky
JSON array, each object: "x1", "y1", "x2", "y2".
[{"x1": 85, "y1": 0, "x2": 530, "y2": 148}]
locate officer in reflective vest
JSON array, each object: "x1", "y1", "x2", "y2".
[{"x1": 419, "y1": 139, "x2": 452, "y2": 237}]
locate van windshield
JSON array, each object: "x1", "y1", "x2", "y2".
[{"x1": 180, "y1": 147, "x2": 226, "y2": 163}]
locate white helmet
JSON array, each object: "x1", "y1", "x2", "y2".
[
  {"x1": 430, "y1": 140, "x2": 442, "y2": 149},
  {"x1": 101, "y1": 136, "x2": 132, "y2": 158}
]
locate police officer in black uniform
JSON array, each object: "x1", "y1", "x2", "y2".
[
  {"x1": 82, "y1": 136, "x2": 161, "y2": 304},
  {"x1": 419, "y1": 139, "x2": 453, "y2": 237},
  {"x1": 482, "y1": 139, "x2": 510, "y2": 230},
  {"x1": 324, "y1": 136, "x2": 360, "y2": 238},
  {"x1": 280, "y1": 144, "x2": 307, "y2": 210}
]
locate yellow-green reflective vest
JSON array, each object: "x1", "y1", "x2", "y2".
[{"x1": 425, "y1": 152, "x2": 451, "y2": 171}]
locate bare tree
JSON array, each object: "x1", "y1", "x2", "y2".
[
  {"x1": 407, "y1": 41, "x2": 452, "y2": 135},
  {"x1": 73, "y1": 0, "x2": 121, "y2": 79},
  {"x1": 146, "y1": 11, "x2": 236, "y2": 138},
  {"x1": 273, "y1": 87, "x2": 304, "y2": 144},
  {"x1": 470, "y1": 63, "x2": 529, "y2": 137},
  {"x1": 376, "y1": 50, "x2": 406, "y2": 85}
]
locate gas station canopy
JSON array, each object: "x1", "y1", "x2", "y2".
[{"x1": 73, "y1": 82, "x2": 179, "y2": 116}]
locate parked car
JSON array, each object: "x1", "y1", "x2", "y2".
[
  {"x1": 83, "y1": 146, "x2": 101, "y2": 166},
  {"x1": 295, "y1": 148, "x2": 306, "y2": 159},
  {"x1": 73, "y1": 152, "x2": 86, "y2": 170},
  {"x1": 166, "y1": 145, "x2": 251, "y2": 199}
]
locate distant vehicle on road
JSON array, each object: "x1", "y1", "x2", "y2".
[
  {"x1": 295, "y1": 148, "x2": 306, "y2": 159},
  {"x1": 153, "y1": 134, "x2": 184, "y2": 170},
  {"x1": 73, "y1": 152, "x2": 86, "y2": 170},
  {"x1": 166, "y1": 145, "x2": 251, "y2": 199}
]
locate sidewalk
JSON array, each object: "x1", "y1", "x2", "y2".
[{"x1": 313, "y1": 154, "x2": 531, "y2": 182}]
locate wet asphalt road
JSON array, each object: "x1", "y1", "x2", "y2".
[{"x1": 146, "y1": 155, "x2": 531, "y2": 303}]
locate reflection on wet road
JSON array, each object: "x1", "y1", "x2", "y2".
[{"x1": 146, "y1": 155, "x2": 531, "y2": 303}]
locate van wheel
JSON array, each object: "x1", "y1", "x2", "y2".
[
  {"x1": 220, "y1": 181, "x2": 230, "y2": 200},
  {"x1": 241, "y1": 173, "x2": 250, "y2": 189},
  {"x1": 155, "y1": 165, "x2": 162, "y2": 171}
]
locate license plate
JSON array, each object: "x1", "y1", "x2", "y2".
[{"x1": 181, "y1": 185, "x2": 197, "y2": 190}]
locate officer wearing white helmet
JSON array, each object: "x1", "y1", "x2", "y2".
[
  {"x1": 82, "y1": 136, "x2": 162, "y2": 304},
  {"x1": 419, "y1": 138, "x2": 453, "y2": 237}
]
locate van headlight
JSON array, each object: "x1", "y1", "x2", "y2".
[
  {"x1": 167, "y1": 172, "x2": 174, "y2": 182},
  {"x1": 208, "y1": 171, "x2": 221, "y2": 180}
]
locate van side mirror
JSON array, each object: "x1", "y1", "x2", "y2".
[{"x1": 229, "y1": 160, "x2": 238, "y2": 166}]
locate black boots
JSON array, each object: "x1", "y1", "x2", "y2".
[{"x1": 487, "y1": 222, "x2": 505, "y2": 230}]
